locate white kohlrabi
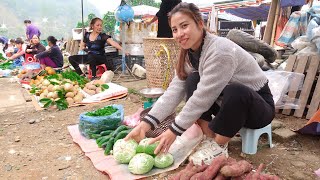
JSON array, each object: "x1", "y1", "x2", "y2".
[
  {"x1": 128, "y1": 153, "x2": 154, "y2": 175},
  {"x1": 154, "y1": 153, "x2": 174, "y2": 169},
  {"x1": 113, "y1": 139, "x2": 138, "y2": 164}
]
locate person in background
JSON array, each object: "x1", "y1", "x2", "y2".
[
  {"x1": 145, "y1": 0, "x2": 181, "y2": 38},
  {"x1": 7, "y1": 38, "x2": 25, "y2": 66},
  {"x1": 0, "y1": 36, "x2": 9, "y2": 53},
  {"x1": 125, "y1": 2, "x2": 275, "y2": 165},
  {"x1": 25, "y1": 35, "x2": 46, "y2": 55},
  {"x1": 35, "y1": 36, "x2": 63, "y2": 68},
  {"x1": 24, "y1": 20, "x2": 41, "y2": 41},
  {"x1": 68, "y1": 17, "x2": 126, "y2": 80}
]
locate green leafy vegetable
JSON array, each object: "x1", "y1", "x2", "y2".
[
  {"x1": 101, "y1": 84, "x2": 109, "y2": 91},
  {"x1": 113, "y1": 139, "x2": 138, "y2": 164},
  {"x1": 154, "y1": 153, "x2": 174, "y2": 169},
  {"x1": 29, "y1": 85, "x2": 40, "y2": 94},
  {"x1": 85, "y1": 106, "x2": 118, "y2": 116},
  {"x1": 128, "y1": 153, "x2": 155, "y2": 174},
  {"x1": 39, "y1": 98, "x2": 53, "y2": 108},
  {"x1": 0, "y1": 61, "x2": 13, "y2": 70}
]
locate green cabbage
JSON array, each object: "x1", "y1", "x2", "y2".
[
  {"x1": 136, "y1": 138, "x2": 159, "y2": 156},
  {"x1": 128, "y1": 153, "x2": 155, "y2": 174},
  {"x1": 154, "y1": 153, "x2": 174, "y2": 169},
  {"x1": 113, "y1": 139, "x2": 138, "y2": 164}
]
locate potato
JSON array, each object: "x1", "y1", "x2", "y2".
[
  {"x1": 47, "y1": 84, "x2": 54, "y2": 92},
  {"x1": 52, "y1": 92, "x2": 58, "y2": 99},
  {"x1": 88, "y1": 90, "x2": 96, "y2": 95},
  {"x1": 87, "y1": 84, "x2": 97, "y2": 90},
  {"x1": 73, "y1": 95, "x2": 83, "y2": 103},
  {"x1": 96, "y1": 87, "x2": 102, "y2": 94},
  {"x1": 39, "y1": 93, "x2": 46, "y2": 99},
  {"x1": 65, "y1": 92, "x2": 75, "y2": 98},
  {"x1": 66, "y1": 97, "x2": 74, "y2": 105}
]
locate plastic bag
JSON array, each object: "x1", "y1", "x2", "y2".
[
  {"x1": 296, "y1": 43, "x2": 318, "y2": 55},
  {"x1": 264, "y1": 71, "x2": 305, "y2": 109},
  {"x1": 79, "y1": 104, "x2": 124, "y2": 138},
  {"x1": 291, "y1": 36, "x2": 311, "y2": 50}
]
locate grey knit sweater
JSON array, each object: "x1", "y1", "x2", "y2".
[{"x1": 142, "y1": 33, "x2": 268, "y2": 136}]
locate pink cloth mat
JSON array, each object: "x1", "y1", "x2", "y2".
[{"x1": 68, "y1": 120, "x2": 203, "y2": 179}]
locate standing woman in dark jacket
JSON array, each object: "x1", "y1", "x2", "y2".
[
  {"x1": 35, "y1": 36, "x2": 63, "y2": 68},
  {"x1": 146, "y1": 0, "x2": 181, "y2": 38}
]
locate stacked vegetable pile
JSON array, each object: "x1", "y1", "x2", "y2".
[
  {"x1": 82, "y1": 81, "x2": 110, "y2": 96},
  {"x1": 172, "y1": 155, "x2": 279, "y2": 180},
  {"x1": 29, "y1": 69, "x2": 89, "y2": 110},
  {"x1": 112, "y1": 138, "x2": 174, "y2": 175},
  {"x1": 93, "y1": 125, "x2": 132, "y2": 155}
]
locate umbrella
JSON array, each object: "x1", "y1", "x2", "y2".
[{"x1": 132, "y1": 5, "x2": 159, "y2": 16}]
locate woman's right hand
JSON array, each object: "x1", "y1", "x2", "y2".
[{"x1": 124, "y1": 121, "x2": 151, "y2": 143}]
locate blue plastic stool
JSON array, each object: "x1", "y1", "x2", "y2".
[{"x1": 239, "y1": 124, "x2": 273, "y2": 154}]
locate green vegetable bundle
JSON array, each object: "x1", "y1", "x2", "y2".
[
  {"x1": 0, "y1": 61, "x2": 13, "y2": 70},
  {"x1": 85, "y1": 106, "x2": 118, "y2": 117}
]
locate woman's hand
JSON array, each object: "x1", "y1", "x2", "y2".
[
  {"x1": 149, "y1": 129, "x2": 177, "y2": 154},
  {"x1": 26, "y1": 49, "x2": 32, "y2": 53},
  {"x1": 124, "y1": 121, "x2": 151, "y2": 143}
]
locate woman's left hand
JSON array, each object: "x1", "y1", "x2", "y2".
[{"x1": 148, "y1": 129, "x2": 177, "y2": 154}]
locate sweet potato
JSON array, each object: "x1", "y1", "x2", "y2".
[
  {"x1": 190, "y1": 155, "x2": 228, "y2": 180},
  {"x1": 220, "y1": 160, "x2": 253, "y2": 177},
  {"x1": 213, "y1": 173, "x2": 227, "y2": 180},
  {"x1": 170, "y1": 161, "x2": 208, "y2": 180}
]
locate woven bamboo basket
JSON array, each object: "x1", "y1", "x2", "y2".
[
  {"x1": 143, "y1": 38, "x2": 180, "y2": 89},
  {"x1": 140, "y1": 108, "x2": 175, "y2": 138}
]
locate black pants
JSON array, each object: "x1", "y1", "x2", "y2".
[
  {"x1": 186, "y1": 72, "x2": 275, "y2": 138},
  {"x1": 68, "y1": 53, "x2": 114, "y2": 77}
]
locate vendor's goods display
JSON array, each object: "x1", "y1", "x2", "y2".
[
  {"x1": 113, "y1": 138, "x2": 174, "y2": 175},
  {"x1": 28, "y1": 69, "x2": 92, "y2": 110},
  {"x1": 172, "y1": 155, "x2": 279, "y2": 180}
]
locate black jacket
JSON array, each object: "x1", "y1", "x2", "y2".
[{"x1": 156, "y1": 0, "x2": 181, "y2": 38}]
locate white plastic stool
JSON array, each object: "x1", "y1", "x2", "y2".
[{"x1": 239, "y1": 124, "x2": 273, "y2": 155}]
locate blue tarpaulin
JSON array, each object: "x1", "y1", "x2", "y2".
[
  {"x1": 225, "y1": 4, "x2": 270, "y2": 21},
  {"x1": 224, "y1": 0, "x2": 307, "y2": 21}
]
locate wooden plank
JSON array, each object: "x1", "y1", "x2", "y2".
[
  {"x1": 282, "y1": 56, "x2": 309, "y2": 115},
  {"x1": 263, "y1": 0, "x2": 278, "y2": 44},
  {"x1": 276, "y1": 55, "x2": 297, "y2": 113},
  {"x1": 306, "y1": 58, "x2": 320, "y2": 119},
  {"x1": 294, "y1": 56, "x2": 320, "y2": 117}
]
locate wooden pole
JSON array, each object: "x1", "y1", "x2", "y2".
[
  {"x1": 270, "y1": 0, "x2": 281, "y2": 47},
  {"x1": 263, "y1": 0, "x2": 278, "y2": 44}
]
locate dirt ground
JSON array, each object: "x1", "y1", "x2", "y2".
[{"x1": 0, "y1": 76, "x2": 319, "y2": 180}]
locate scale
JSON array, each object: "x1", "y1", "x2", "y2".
[{"x1": 139, "y1": 88, "x2": 165, "y2": 109}]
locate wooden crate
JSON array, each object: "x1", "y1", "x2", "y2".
[{"x1": 278, "y1": 55, "x2": 320, "y2": 119}]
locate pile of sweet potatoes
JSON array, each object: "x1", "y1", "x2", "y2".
[{"x1": 171, "y1": 155, "x2": 279, "y2": 180}]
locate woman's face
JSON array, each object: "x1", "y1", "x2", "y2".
[
  {"x1": 171, "y1": 12, "x2": 203, "y2": 50},
  {"x1": 92, "y1": 20, "x2": 103, "y2": 33},
  {"x1": 31, "y1": 35, "x2": 40, "y2": 44},
  {"x1": 16, "y1": 43, "x2": 22, "y2": 48}
]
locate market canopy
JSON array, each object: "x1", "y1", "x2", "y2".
[
  {"x1": 132, "y1": 5, "x2": 159, "y2": 16},
  {"x1": 199, "y1": 0, "x2": 308, "y2": 21}
]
